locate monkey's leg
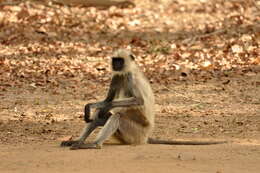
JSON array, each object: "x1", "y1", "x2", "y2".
[
  {"x1": 70, "y1": 113, "x2": 120, "y2": 150},
  {"x1": 60, "y1": 112, "x2": 111, "y2": 147}
]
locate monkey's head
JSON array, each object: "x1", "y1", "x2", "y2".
[{"x1": 111, "y1": 49, "x2": 135, "y2": 73}]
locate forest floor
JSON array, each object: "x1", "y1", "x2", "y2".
[{"x1": 0, "y1": 0, "x2": 260, "y2": 173}]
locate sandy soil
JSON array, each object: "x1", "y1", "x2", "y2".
[
  {"x1": 1, "y1": 74, "x2": 260, "y2": 173},
  {"x1": 1, "y1": 142, "x2": 260, "y2": 173}
]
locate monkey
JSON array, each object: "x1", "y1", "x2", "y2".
[{"x1": 60, "y1": 49, "x2": 227, "y2": 150}]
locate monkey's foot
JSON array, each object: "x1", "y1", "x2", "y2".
[
  {"x1": 70, "y1": 143, "x2": 102, "y2": 150},
  {"x1": 60, "y1": 140, "x2": 82, "y2": 147}
]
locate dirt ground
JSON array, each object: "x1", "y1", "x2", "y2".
[
  {"x1": 0, "y1": 0, "x2": 260, "y2": 172},
  {"x1": 1, "y1": 73, "x2": 260, "y2": 173}
]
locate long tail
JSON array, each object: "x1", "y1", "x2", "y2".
[{"x1": 148, "y1": 138, "x2": 227, "y2": 145}]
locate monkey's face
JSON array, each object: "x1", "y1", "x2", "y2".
[{"x1": 112, "y1": 57, "x2": 125, "y2": 71}]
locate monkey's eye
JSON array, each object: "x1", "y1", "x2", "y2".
[{"x1": 130, "y1": 54, "x2": 135, "y2": 60}]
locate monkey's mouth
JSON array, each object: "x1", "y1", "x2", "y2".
[{"x1": 112, "y1": 57, "x2": 124, "y2": 71}]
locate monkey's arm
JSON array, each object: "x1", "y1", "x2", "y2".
[
  {"x1": 111, "y1": 97, "x2": 144, "y2": 107},
  {"x1": 85, "y1": 73, "x2": 142, "y2": 122},
  {"x1": 84, "y1": 77, "x2": 118, "y2": 123},
  {"x1": 100, "y1": 73, "x2": 144, "y2": 113},
  {"x1": 111, "y1": 73, "x2": 144, "y2": 107}
]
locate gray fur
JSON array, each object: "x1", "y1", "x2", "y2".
[{"x1": 60, "y1": 49, "x2": 227, "y2": 149}]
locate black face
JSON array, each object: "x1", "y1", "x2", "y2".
[{"x1": 112, "y1": 57, "x2": 124, "y2": 71}]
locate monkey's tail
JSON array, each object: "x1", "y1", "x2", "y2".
[{"x1": 148, "y1": 138, "x2": 227, "y2": 145}]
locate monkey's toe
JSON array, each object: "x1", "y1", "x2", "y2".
[{"x1": 70, "y1": 143, "x2": 102, "y2": 150}]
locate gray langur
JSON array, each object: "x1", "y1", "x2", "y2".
[{"x1": 61, "y1": 49, "x2": 226, "y2": 149}]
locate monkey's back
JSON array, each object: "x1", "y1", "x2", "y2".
[{"x1": 133, "y1": 69, "x2": 155, "y2": 123}]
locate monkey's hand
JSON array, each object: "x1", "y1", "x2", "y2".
[{"x1": 84, "y1": 104, "x2": 93, "y2": 123}]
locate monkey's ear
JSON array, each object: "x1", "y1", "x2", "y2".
[{"x1": 130, "y1": 54, "x2": 135, "y2": 60}]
